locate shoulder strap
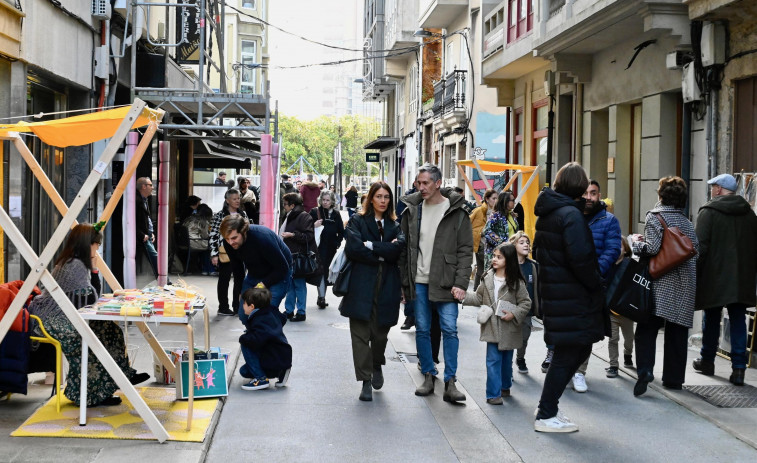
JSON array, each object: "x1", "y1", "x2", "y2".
[{"x1": 654, "y1": 212, "x2": 669, "y2": 229}]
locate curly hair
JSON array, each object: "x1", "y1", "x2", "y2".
[{"x1": 657, "y1": 176, "x2": 688, "y2": 209}]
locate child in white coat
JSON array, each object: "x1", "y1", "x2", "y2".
[{"x1": 464, "y1": 243, "x2": 531, "y2": 404}]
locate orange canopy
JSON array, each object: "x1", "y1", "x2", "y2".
[{"x1": 0, "y1": 106, "x2": 163, "y2": 147}]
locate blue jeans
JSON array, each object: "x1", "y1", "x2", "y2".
[
  {"x1": 415, "y1": 283, "x2": 459, "y2": 382},
  {"x1": 239, "y1": 344, "x2": 266, "y2": 379},
  {"x1": 285, "y1": 276, "x2": 307, "y2": 315},
  {"x1": 238, "y1": 269, "x2": 291, "y2": 324},
  {"x1": 486, "y1": 343, "x2": 514, "y2": 399},
  {"x1": 701, "y1": 304, "x2": 748, "y2": 369},
  {"x1": 142, "y1": 239, "x2": 158, "y2": 277}
]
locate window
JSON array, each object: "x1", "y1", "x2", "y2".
[
  {"x1": 242, "y1": 1, "x2": 256, "y2": 9},
  {"x1": 508, "y1": 0, "x2": 534, "y2": 44},
  {"x1": 409, "y1": 64, "x2": 419, "y2": 114},
  {"x1": 513, "y1": 108, "x2": 524, "y2": 164},
  {"x1": 532, "y1": 99, "x2": 549, "y2": 186},
  {"x1": 446, "y1": 42, "x2": 455, "y2": 75},
  {"x1": 240, "y1": 40, "x2": 256, "y2": 94}
]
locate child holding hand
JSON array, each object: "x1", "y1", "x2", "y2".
[
  {"x1": 464, "y1": 243, "x2": 531, "y2": 404},
  {"x1": 239, "y1": 283, "x2": 292, "y2": 391}
]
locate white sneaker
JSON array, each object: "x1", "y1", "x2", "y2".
[
  {"x1": 534, "y1": 414, "x2": 579, "y2": 433},
  {"x1": 534, "y1": 408, "x2": 571, "y2": 423},
  {"x1": 571, "y1": 373, "x2": 588, "y2": 393}
]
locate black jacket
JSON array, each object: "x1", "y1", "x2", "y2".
[
  {"x1": 135, "y1": 194, "x2": 152, "y2": 242},
  {"x1": 310, "y1": 206, "x2": 345, "y2": 272},
  {"x1": 533, "y1": 188, "x2": 605, "y2": 346},
  {"x1": 339, "y1": 214, "x2": 405, "y2": 327},
  {"x1": 239, "y1": 306, "x2": 292, "y2": 375},
  {"x1": 281, "y1": 206, "x2": 316, "y2": 255}
]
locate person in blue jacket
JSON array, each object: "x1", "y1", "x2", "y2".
[
  {"x1": 239, "y1": 284, "x2": 292, "y2": 391},
  {"x1": 568, "y1": 180, "x2": 622, "y2": 392},
  {"x1": 219, "y1": 215, "x2": 292, "y2": 323}
]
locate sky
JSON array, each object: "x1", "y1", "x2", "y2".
[{"x1": 268, "y1": 0, "x2": 363, "y2": 119}]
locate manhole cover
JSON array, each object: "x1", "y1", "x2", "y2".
[
  {"x1": 684, "y1": 384, "x2": 757, "y2": 408},
  {"x1": 328, "y1": 322, "x2": 350, "y2": 330}
]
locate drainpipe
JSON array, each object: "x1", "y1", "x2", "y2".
[
  {"x1": 540, "y1": 0, "x2": 549, "y2": 37},
  {"x1": 682, "y1": 103, "x2": 692, "y2": 217},
  {"x1": 707, "y1": 69, "x2": 720, "y2": 201}
]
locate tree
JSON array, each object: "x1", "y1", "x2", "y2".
[{"x1": 276, "y1": 114, "x2": 379, "y2": 182}]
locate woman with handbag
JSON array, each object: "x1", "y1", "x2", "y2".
[
  {"x1": 310, "y1": 190, "x2": 345, "y2": 309},
  {"x1": 280, "y1": 192, "x2": 316, "y2": 322},
  {"x1": 630, "y1": 176, "x2": 698, "y2": 396},
  {"x1": 339, "y1": 182, "x2": 405, "y2": 402}
]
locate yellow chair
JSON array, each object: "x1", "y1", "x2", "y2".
[{"x1": 29, "y1": 315, "x2": 63, "y2": 413}]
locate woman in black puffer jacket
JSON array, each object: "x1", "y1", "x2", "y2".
[{"x1": 532, "y1": 162, "x2": 605, "y2": 434}]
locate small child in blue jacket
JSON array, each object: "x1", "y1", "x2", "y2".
[{"x1": 239, "y1": 283, "x2": 292, "y2": 390}]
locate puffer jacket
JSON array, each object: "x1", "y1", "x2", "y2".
[
  {"x1": 469, "y1": 203, "x2": 489, "y2": 252},
  {"x1": 463, "y1": 270, "x2": 531, "y2": 350},
  {"x1": 398, "y1": 188, "x2": 474, "y2": 302},
  {"x1": 533, "y1": 187, "x2": 606, "y2": 346},
  {"x1": 585, "y1": 204, "x2": 622, "y2": 278},
  {"x1": 299, "y1": 182, "x2": 321, "y2": 212},
  {"x1": 695, "y1": 194, "x2": 757, "y2": 310}
]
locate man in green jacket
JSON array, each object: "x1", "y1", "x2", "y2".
[
  {"x1": 399, "y1": 163, "x2": 473, "y2": 403},
  {"x1": 693, "y1": 173, "x2": 757, "y2": 386}
]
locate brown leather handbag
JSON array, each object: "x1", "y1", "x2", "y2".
[{"x1": 648, "y1": 213, "x2": 697, "y2": 279}]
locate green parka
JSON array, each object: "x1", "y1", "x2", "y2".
[
  {"x1": 398, "y1": 188, "x2": 473, "y2": 302},
  {"x1": 695, "y1": 194, "x2": 757, "y2": 310}
]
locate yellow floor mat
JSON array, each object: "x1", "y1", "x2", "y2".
[{"x1": 11, "y1": 387, "x2": 218, "y2": 442}]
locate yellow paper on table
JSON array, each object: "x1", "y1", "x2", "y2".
[
  {"x1": 119, "y1": 305, "x2": 142, "y2": 317},
  {"x1": 175, "y1": 288, "x2": 196, "y2": 299},
  {"x1": 163, "y1": 300, "x2": 188, "y2": 317}
]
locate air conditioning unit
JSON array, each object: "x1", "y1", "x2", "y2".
[
  {"x1": 91, "y1": 0, "x2": 111, "y2": 20},
  {"x1": 666, "y1": 51, "x2": 692, "y2": 70},
  {"x1": 682, "y1": 63, "x2": 701, "y2": 103}
]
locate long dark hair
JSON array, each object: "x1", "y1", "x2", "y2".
[
  {"x1": 360, "y1": 182, "x2": 396, "y2": 220},
  {"x1": 494, "y1": 190, "x2": 514, "y2": 217},
  {"x1": 493, "y1": 242, "x2": 524, "y2": 291},
  {"x1": 55, "y1": 223, "x2": 102, "y2": 270}
]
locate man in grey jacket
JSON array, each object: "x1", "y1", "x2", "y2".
[
  {"x1": 399, "y1": 163, "x2": 473, "y2": 403},
  {"x1": 693, "y1": 173, "x2": 757, "y2": 386}
]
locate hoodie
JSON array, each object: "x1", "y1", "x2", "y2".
[{"x1": 299, "y1": 181, "x2": 321, "y2": 212}]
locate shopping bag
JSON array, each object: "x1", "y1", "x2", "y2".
[
  {"x1": 314, "y1": 225, "x2": 323, "y2": 247},
  {"x1": 606, "y1": 256, "x2": 653, "y2": 323},
  {"x1": 328, "y1": 243, "x2": 347, "y2": 284}
]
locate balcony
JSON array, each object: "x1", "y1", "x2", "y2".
[
  {"x1": 384, "y1": 0, "x2": 420, "y2": 53},
  {"x1": 419, "y1": 0, "x2": 468, "y2": 28},
  {"x1": 431, "y1": 70, "x2": 467, "y2": 131}
]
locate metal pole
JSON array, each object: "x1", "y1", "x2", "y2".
[{"x1": 546, "y1": 96, "x2": 554, "y2": 186}]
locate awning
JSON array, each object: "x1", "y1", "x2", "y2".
[
  {"x1": 0, "y1": 106, "x2": 164, "y2": 147},
  {"x1": 364, "y1": 136, "x2": 399, "y2": 150}
]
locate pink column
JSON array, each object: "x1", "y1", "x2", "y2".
[
  {"x1": 259, "y1": 134, "x2": 274, "y2": 230},
  {"x1": 157, "y1": 141, "x2": 169, "y2": 286},
  {"x1": 272, "y1": 142, "x2": 280, "y2": 226},
  {"x1": 123, "y1": 132, "x2": 138, "y2": 289}
]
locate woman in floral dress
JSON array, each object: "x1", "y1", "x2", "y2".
[{"x1": 482, "y1": 191, "x2": 519, "y2": 270}]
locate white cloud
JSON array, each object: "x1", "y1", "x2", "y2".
[{"x1": 491, "y1": 134, "x2": 507, "y2": 144}]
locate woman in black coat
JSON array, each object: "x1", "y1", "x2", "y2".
[
  {"x1": 532, "y1": 162, "x2": 604, "y2": 434},
  {"x1": 339, "y1": 181, "x2": 405, "y2": 402},
  {"x1": 310, "y1": 189, "x2": 345, "y2": 309},
  {"x1": 280, "y1": 193, "x2": 316, "y2": 322}
]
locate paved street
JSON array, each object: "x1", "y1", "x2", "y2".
[{"x1": 3, "y1": 274, "x2": 757, "y2": 462}]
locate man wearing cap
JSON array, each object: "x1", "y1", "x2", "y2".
[{"x1": 693, "y1": 173, "x2": 757, "y2": 386}]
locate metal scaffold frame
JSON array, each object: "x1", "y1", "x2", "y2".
[{"x1": 128, "y1": 0, "x2": 271, "y2": 154}]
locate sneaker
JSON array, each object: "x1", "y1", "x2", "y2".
[
  {"x1": 218, "y1": 307, "x2": 235, "y2": 316},
  {"x1": 541, "y1": 350, "x2": 554, "y2": 373},
  {"x1": 571, "y1": 373, "x2": 588, "y2": 392},
  {"x1": 241, "y1": 378, "x2": 271, "y2": 391},
  {"x1": 605, "y1": 366, "x2": 619, "y2": 378},
  {"x1": 534, "y1": 414, "x2": 579, "y2": 433},
  {"x1": 624, "y1": 354, "x2": 634, "y2": 368},
  {"x1": 486, "y1": 397, "x2": 503, "y2": 405},
  {"x1": 275, "y1": 368, "x2": 291, "y2": 387},
  {"x1": 291, "y1": 313, "x2": 306, "y2": 322},
  {"x1": 516, "y1": 358, "x2": 528, "y2": 374}
]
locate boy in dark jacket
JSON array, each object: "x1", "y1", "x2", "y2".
[{"x1": 239, "y1": 284, "x2": 292, "y2": 391}]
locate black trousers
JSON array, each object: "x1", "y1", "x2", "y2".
[
  {"x1": 217, "y1": 259, "x2": 245, "y2": 311},
  {"x1": 634, "y1": 314, "x2": 689, "y2": 386},
  {"x1": 536, "y1": 344, "x2": 592, "y2": 420}
]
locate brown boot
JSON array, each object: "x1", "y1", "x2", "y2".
[
  {"x1": 415, "y1": 373, "x2": 436, "y2": 396},
  {"x1": 443, "y1": 377, "x2": 466, "y2": 403}
]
